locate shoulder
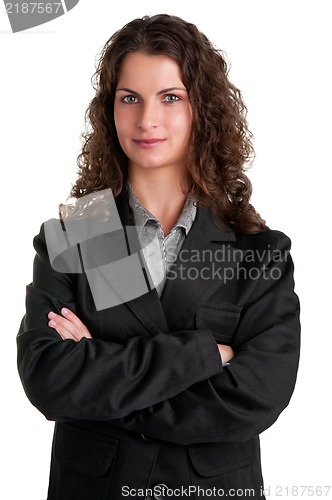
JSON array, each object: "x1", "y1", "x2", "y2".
[
  {"x1": 33, "y1": 218, "x2": 82, "y2": 275},
  {"x1": 33, "y1": 218, "x2": 61, "y2": 253},
  {"x1": 235, "y1": 228, "x2": 292, "y2": 252},
  {"x1": 33, "y1": 219, "x2": 53, "y2": 250},
  {"x1": 231, "y1": 228, "x2": 294, "y2": 272}
]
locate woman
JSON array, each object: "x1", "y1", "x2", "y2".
[{"x1": 17, "y1": 14, "x2": 300, "y2": 500}]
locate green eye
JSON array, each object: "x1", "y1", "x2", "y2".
[
  {"x1": 122, "y1": 96, "x2": 138, "y2": 103},
  {"x1": 163, "y1": 94, "x2": 180, "y2": 102}
]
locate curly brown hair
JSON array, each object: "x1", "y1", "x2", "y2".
[{"x1": 69, "y1": 14, "x2": 267, "y2": 233}]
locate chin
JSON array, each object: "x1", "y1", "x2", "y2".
[{"x1": 130, "y1": 159, "x2": 167, "y2": 170}]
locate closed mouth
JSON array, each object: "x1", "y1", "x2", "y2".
[{"x1": 133, "y1": 139, "x2": 166, "y2": 144}]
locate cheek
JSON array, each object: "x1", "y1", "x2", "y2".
[
  {"x1": 172, "y1": 111, "x2": 192, "y2": 141},
  {"x1": 114, "y1": 106, "x2": 133, "y2": 138},
  {"x1": 113, "y1": 114, "x2": 128, "y2": 153}
]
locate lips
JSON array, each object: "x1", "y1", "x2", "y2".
[{"x1": 133, "y1": 138, "x2": 166, "y2": 149}]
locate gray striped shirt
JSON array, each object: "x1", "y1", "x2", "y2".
[{"x1": 127, "y1": 181, "x2": 197, "y2": 297}]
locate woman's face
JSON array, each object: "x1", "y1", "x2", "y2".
[{"x1": 114, "y1": 51, "x2": 192, "y2": 175}]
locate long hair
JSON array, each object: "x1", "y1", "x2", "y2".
[{"x1": 69, "y1": 14, "x2": 267, "y2": 233}]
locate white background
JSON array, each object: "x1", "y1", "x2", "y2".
[{"x1": 1, "y1": 1, "x2": 331, "y2": 499}]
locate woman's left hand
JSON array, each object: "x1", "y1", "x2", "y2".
[{"x1": 48, "y1": 308, "x2": 92, "y2": 342}]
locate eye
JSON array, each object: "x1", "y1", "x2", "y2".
[
  {"x1": 121, "y1": 95, "x2": 138, "y2": 104},
  {"x1": 163, "y1": 94, "x2": 180, "y2": 103}
]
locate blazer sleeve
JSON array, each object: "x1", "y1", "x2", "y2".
[
  {"x1": 17, "y1": 222, "x2": 223, "y2": 422},
  {"x1": 109, "y1": 232, "x2": 301, "y2": 444}
]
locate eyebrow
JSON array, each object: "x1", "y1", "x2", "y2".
[{"x1": 116, "y1": 87, "x2": 187, "y2": 96}]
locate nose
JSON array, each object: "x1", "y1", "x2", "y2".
[{"x1": 136, "y1": 101, "x2": 159, "y2": 131}]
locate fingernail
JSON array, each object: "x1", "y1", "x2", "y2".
[
  {"x1": 49, "y1": 320, "x2": 56, "y2": 326},
  {"x1": 49, "y1": 311, "x2": 56, "y2": 318},
  {"x1": 62, "y1": 308, "x2": 68, "y2": 314}
]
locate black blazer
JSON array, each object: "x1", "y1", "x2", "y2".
[{"x1": 17, "y1": 190, "x2": 300, "y2": 499}]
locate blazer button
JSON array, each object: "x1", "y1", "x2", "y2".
[
  {"x1": 141, "y1": 433, "x2": 155, "y2": 442},
  {"x1": 153, "y1": 483, "x2": 169, "y2": 500}
]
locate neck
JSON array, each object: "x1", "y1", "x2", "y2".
[{"x1": 128, "y1": 166, "x2": 189, "y2": 236}]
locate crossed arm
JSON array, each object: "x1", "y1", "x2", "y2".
[
  {"x1": 47, "y1": 307, "x2": 235, "y2": 363},
  {"x1": 17, "y1": 223, "x2": 300, "y2": 444}
]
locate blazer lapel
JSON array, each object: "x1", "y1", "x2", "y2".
[
  {"x1": 160, "y1": 206, "x2": 242, "y2": 332},
  {"x1": 116, "y1": 191, "x2": 170, "y2": 335}
]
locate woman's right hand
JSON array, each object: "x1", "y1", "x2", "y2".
[
  {"x1": 47, "y1": 308, "x2": 92, "y2": 341},
  {"x1": 217, "y1": 344, "x2": 234, "y2": 363}
]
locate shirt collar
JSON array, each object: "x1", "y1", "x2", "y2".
[{"x1": 127, "y1": 179, "x2": 197, "y2": 236}]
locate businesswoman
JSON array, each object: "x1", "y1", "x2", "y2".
[{"x1": 17, "y1": 14, "x2": 300, "y2": 500}]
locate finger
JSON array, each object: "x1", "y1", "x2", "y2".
[
  {"x1": 217, "y1": 344, "x2": 234, "y2": 362},
  {"x1": 60, "y1": 308, "x2": 92, "y2": 338},
  {"x1": 60, "y1": 308, "x2": 86, "y2": 330},
  {"x1": 48, "y1": 311, "x2": 82, "y2": 341},
  {"x1": 48, "y1": 318, "x2": 77, "y2": 341},
  {"x1": 48, "y1": 311, "x2": 77, "y2": 336},
  {"x1": 48, "y1": 310, "x2": 92, "y2": 340}
]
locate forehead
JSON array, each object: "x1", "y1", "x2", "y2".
[{"x1": 117, "y1": 51, "x2": 185, "y2": 88}]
